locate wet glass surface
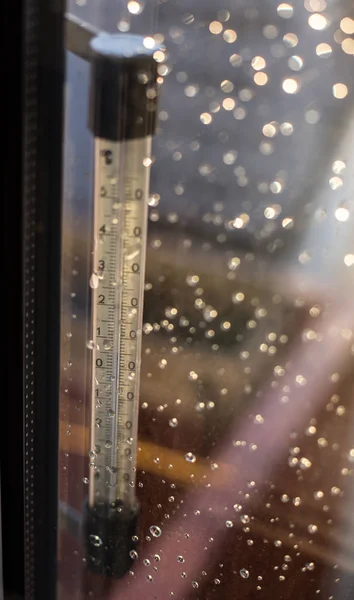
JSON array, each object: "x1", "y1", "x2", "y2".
[{"x1": 59, "y1": 1, "x2": 354, "y2": 598}]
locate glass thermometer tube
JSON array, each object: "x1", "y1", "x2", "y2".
[
  {"x1": 84, "y1": 33, "x2": 158, "y2": 578},
  {"x1": 89, "y1": 136, "x2": 151, "y2": 508}
]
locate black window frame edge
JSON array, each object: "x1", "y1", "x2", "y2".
[
  {"x1": 24, "y1": 1, "x2": 65, "y2": 598},
  {"x1": 3, "y1": 1, "x2": 65, "y2": 599}
]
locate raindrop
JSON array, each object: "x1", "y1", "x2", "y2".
[
  {"x1": 221, "y1": 80, "x2": 234, "y2": 93},
  {"x1": 150, "y1": 525, "x2": 162, "y2": 537},
  {"x1": 308, "y1": 13, "x2": 328, "y2": 30},
  {"x1": 280, "y1": 122, "x2": 294, "y2": 136},
  {"x1": 89, "y1": 535, "x2": 103, "y2": 547},
  {"x1": 185, "y1": 452, "x2": 196, "y2": 463},
  {"x1": 288, "y1": 55, "x2": 303, "y2": 71},
  {"x1": 209, "y1": 21, "x2": 223, "y2": 35},
  {"x1": 283, "y1": 33, "x2": 298, "y2": 47},
  {"x1": 223, "y1": 29, "x2": 237, "y2": 43},
  {"x1": 332, "y1": 84, "x2": 348, "y2": 100},
  {"x1": 127, "y1": 1, "x2": 144, "y2": 15},
  {"x1": 316, "y1": 43, "x2": 332, "y2": 57},
  {"x1": 225, "y1": 520, "x2": 233, "y2": 528},
  {"x1": 340, "y1": 17, "x2": 354, "y2": 34},
  {"x1": 90, "y1": 273, "x2": 99, "y2": 289},
  {"x1": 148, "y1": 193, "x2": 160, "y2": 207},
  {"x1": 263, "y1": 25, "x2": 278, "y2": 39},
  {"x1": 86, "y1": 340, "x2": 98, "y2": 350},
  {"x1": 332, "y1": 160, "x2": 346, "y2": 175},
  {"x1": 335, "y1": 207, "x2": 349, "y2": 221},
  {"x1": 251, "y1": 56, "x2": 266, "y2": 71},
  {"x1": 240, "y1": 514, "x2": 250, "y2": 524},
  {"x1": 240, "y1": 568, "x2": 250, "y2": 579},
  {"x1": 230, "y1": 54, "x2": 243, "y2": 67},
  {"x1": 282, "y1": 78, "x2": 299, "y2": 94},
  {"x1": 344, "y1": 254, "x2": 354, "y2": 267},
  {"x1": 200, "y1": 112, "x2": 212, "y2": 125}
]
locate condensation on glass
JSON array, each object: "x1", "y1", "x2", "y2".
[{"x1": 59, "y1": 1, "x2": 354, "y2": 599}]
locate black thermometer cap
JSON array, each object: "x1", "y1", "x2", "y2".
[
  {"x1": 84, "y1": 500, "x2": 139, "y2": 578},
  {"x1": 89, "y1": 34, "x2": 159, "y2": 141}
]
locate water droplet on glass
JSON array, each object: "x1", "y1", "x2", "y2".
[
  {"x1": 169, "y1": 418, "x2": 178, "y2": 428},
  {"x1": 240, "y1": 568, "x2": 250, "y2": 579},
  {"x1": 277, "y1": 3, "x2": 294, "y2": 19},
  {"x1": 230, "y1": 53, "x2": 243, "y2": 67},
  {"x1": 240, "y1": 514, "x2": 250, "y2": 524},
  {"x1": 225, "y1": 520, "x2": 233, "y2": 528},
  {"x1": 283, "y1": 32, "x2": 298, "y2": 48},
  {"x1": 90, "y1": 273, "x2": 99, "y2": 289},
  {"x1": 150, "y1": 525, "x2": 162, "y2": 537},
  {"x1": 185, "y1": 452, "x2": 196, "y2": 463},
  {"x1": 308, "y1": 13, "x2": 328, "y2": 30},
  {"x1": 89, "y1": 534, "x2": 103, "y2": 547},
  {"x1": 86, "y1": 340, "x2": 98, "y2": 350},
  {"x1": 127, "y1": 1, "x2": 144, "y2": 16}
]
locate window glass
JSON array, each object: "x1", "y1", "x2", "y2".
[{"x1": 59, "y1": 2, "x2": 354, "y2": 598}]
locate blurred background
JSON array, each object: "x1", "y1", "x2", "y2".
[{"x1": 59, "y1": 1, "x2": 354, "y2": 598}]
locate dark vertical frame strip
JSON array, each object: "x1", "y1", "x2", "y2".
[
  {"x1": 3, "y1": 0, "x2": 26, "y2": 596},
  {"x1": 23, "y1": 1, "x2": 39, "y2": 596},
  {"x1": 23, "y1": 0, "x2": 65, "y2": 598}
]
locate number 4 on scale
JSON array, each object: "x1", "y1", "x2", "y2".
[{"x1": 100, "y1": 149, "x2": 113, "y2": 165}]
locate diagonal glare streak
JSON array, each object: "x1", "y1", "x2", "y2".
[{"x1": 109, "y1": 300, "x2": 353, "y2": 599}]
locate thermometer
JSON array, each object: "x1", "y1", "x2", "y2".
[{"x1": 84, "y1": 33, "x2": 159, "y2": 577}]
